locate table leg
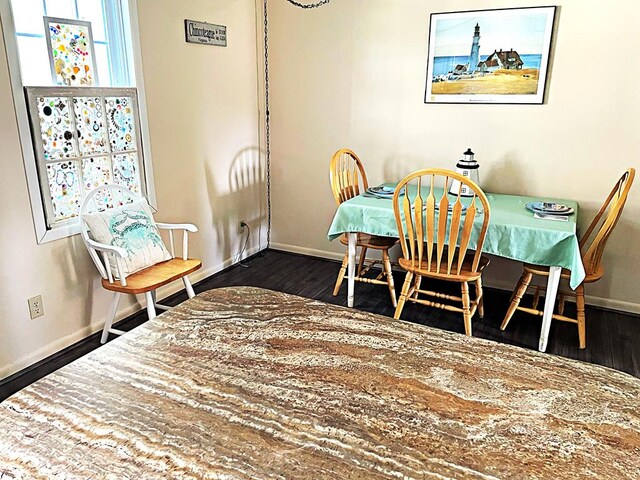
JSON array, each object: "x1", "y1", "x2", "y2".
[
  {"x1": 347, "y1": 232, "x2": 356, "y2": 308},
  {"x1": 539, "y1": 266, "x2": 561, "y2": 352}
]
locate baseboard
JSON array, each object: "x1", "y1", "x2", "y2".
[
  {"x1": 0, "y1": 325, "x2": 103, "y2": 382},
  {"x1": 270, "y1": 242, "x2": 344, "y2": 262},
  {"x1": 0, "y1": 243, "x2": 267, "y2": 381},
  {"x1": 272, "y1": 243, "x2": 640, "y2": 315},
  {"x1": 564, "y1": 294, "x2": 639, "y2": 315},
  {"x1": 474, "y1": 278, "x2": 640, "y2": 316}
]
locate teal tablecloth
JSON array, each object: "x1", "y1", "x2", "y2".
[{"x1": 327, "y1": 186, "x2": 585, "y2": 289}]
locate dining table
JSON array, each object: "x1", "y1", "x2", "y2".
[{"x1": 327, "y1": 183, "x2": 584, "y2": 352}]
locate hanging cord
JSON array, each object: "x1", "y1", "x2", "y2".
[
  {"x1": 263, "y1": 0, "x2": 272, "y2": 250},
  {"x1": 285, "y1": 0, "x2": 332, "y2": 8},
  {"x1": 262, "y1": 0, "x2": 331, "y2": 251},
  {"x1": 236, "y1": 224, "x2": 252, "y2": 268}
]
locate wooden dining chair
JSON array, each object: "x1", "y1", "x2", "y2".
[
  {"x1": 501, "y1": 168, "x2": 635, "y2": 349},
  {"x1": 80, "y1": 185, "x2": 202, "y2": 343},
  {"x1": 329, "y1": 148, "x2": 398, "y2": 306},
  {"x1": 392, "y1": 169, "x2": 491, "y2": 336}
]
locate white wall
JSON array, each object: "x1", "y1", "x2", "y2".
[
  {"x1": 0, "y1": 0, "x2": 263, "y2": 379},
  {"x1": 267, "y1": 0, "x2": 640, "y2": 313}
]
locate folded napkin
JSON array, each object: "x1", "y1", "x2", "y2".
[{"x1": 534, "y1": 212, "x2": 568, "y2": 222}]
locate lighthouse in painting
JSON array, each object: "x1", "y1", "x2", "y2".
[{"x1": 468, "y1": 23, "x2": 480, "y2": 73}]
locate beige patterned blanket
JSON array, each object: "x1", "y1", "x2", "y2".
[{"x1": 1, "y1": 287, "x2": 638, "y2": 479}]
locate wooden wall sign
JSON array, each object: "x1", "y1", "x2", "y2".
[{"x1": 185, "y1": 20, "x2": 227, "y2": 47}]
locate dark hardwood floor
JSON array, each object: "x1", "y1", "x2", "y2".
[{"x1": 1, "y1": 249, "x2": 638, "y2": 401}]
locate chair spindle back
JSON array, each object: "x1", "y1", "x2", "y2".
[
  {"x1": 579, "y1": 168, "x2": 635, "y2": 276},
  {"x1": 329, "y1": 149, "x2": 369, "y2": 205},
  {"x1": 393, "y1": 169, "x2": 491, "y2": 275}
]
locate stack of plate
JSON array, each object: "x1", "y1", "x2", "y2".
[
  {"x1": 365, "y1": 186, "x2": 396, "y2": 198},
  {"x1": 525, "y1": 202, "x2": 574, "y2": 216}
]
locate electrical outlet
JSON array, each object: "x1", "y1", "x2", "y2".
[
  {"x1": 28, "y1": 295, "x2": 44, "y2": 319},
  {"x1": 238, "y1": 220, "x2": 247, "y2": 235}
]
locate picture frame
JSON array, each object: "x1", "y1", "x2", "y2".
[
  {"x1": 44, "y1": 16, "x2": 99, "y2": 87},
  {"x1": 424, "y1": 6, "x2": 556, "y2": 104}
]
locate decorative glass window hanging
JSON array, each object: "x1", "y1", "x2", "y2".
[
  {"x1": 25, "y1": 87, "x2": 146, "y2": 228},
  {"x1": 44, "y1": 17, "x2": 99, "y2": 86}
]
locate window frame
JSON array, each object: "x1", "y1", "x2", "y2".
[{"x1": 0, "y1": 0, "x2": 156, "y2": 243}]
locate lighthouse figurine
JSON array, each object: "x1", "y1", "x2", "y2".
[{"x1": 449, "y1": 148, "x2": 480, "y2": 197}]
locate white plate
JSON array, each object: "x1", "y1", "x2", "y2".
[
  {"x1": 365, "y1": 186, "x2": 400, "y2": 198},
  {"x1": 526, "y1": 202, "x2": 574, "y2": 215}
]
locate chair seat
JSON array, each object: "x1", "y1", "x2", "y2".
[
  {"x1": 102, "y1": 258, "x2": 202, "y2": 294},
  {"x1": 399, "y1": 254, "x2": 490, "y2": 282},
  {"x1": 523, "y1": 263, "x2": 604, "y2": 284},
  {"x1": 339, "y1": 233, "x2": 398, "y2": 249}
]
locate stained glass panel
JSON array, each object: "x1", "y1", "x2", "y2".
[
  {"x1": 46, "y1": 18, "x2": 97, "y2": 86},
  {"x1": 113, "y1": 153, "x2": 141, "y2": 194},
  {"x1": 106, "y1": 97, "x2": 136, "y2": 152},
  {"x1": 46, "y1": 160, "x2": 82, "y2": 221},
  {"x1": 74, "y1": 97, "x2": 108, "y2": 156},
  {"x1": 37, "y1": 96, "x2": 77, "y2": 160},
  {"x1": 27, "y1": 87, "x2": 146, "y2": 229},
  {"x1": 82, "y1": 156, "x2": 112, "y2": 192},
  {"x1": 89, "y1": 186, "x2": 138, "y2": 213}
]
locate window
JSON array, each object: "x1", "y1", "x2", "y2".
[
  {"x1": 12, "y1": 0, "x2": 132, "y2": 87},
  {"x1": 0, "y1": 0, "x2": 155, "y2": 243}
]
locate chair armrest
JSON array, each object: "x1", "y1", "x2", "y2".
[
  {"x1": 84, "y1": 238, "x2": 128, "y2": 286},
  {"x1": 86, "y1": 238, "x2": 128, "y2": 258},
  {"x1": 156, "y1": 222, "x2": 198, "y2": 233},
  {"x1": 155, "y1": 223, "x2": 198, "y2": 260}
]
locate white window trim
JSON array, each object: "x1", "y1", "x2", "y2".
[{"x1": 0, "y1": 0, "x2": 156, "y2": 244}]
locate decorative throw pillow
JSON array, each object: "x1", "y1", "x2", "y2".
[{"x1": 83, "y1": 199, "x2": 172, "y2": 278}]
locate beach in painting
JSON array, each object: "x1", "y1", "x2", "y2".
[
  {"x1": 431, "y1": 53, "x2": 541, "y2": 95},
  {"x1": 432, "y1": 68, "x2": 539, "y2": 95}
]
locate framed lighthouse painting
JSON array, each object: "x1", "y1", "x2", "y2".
[{"x1": 424, "y1": 6, "x2": 556, "y2": 104}]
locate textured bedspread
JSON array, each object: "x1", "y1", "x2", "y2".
[{"x1": 1, "y1": 287, "x2": 639, "y2": 479}]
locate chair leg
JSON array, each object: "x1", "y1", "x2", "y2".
[
  {"x1": 382, "y1": 250, "x2": 397, "y2": 307},
  {"x1": 145, "y1": 291, "x2": 157, "y2": 320},
  {"x1": 357, "y1": 247, "x2": 368, "y2": 276},
  {"x1": 532, "y1": 286, "x2": 541, "y2": 310},
  {"x1": 413, "y1": 275, "x2": 422, "y2": 299},
  {"x1": 461, "y1": 282, "x2": 472, "y2": 336},
  {"x1": 501, "y1": 271, "x2": 533, "y2": 331},
  {"x1": 475, "y1": 277, "x2": 484, "y2": 319},
  {"x1": 394, "y1": 272, "x2": 414, "y2": 320},
  {"x1": 333, "y1": 252, "x2": 349, "y2": 296},
  {"x1": 101, "y1": 292, "x2": 120, "y2": 344},
  {"x1": 576, "y1": 284, "x2": 586, "y2": 349},
  {"x1": 183, "y1": 275, "x2": 196, "y2": 299}
]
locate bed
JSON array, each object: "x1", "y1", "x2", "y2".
[{"x1": 1, "y1": 287, "x2": 638, "y2": 479}]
